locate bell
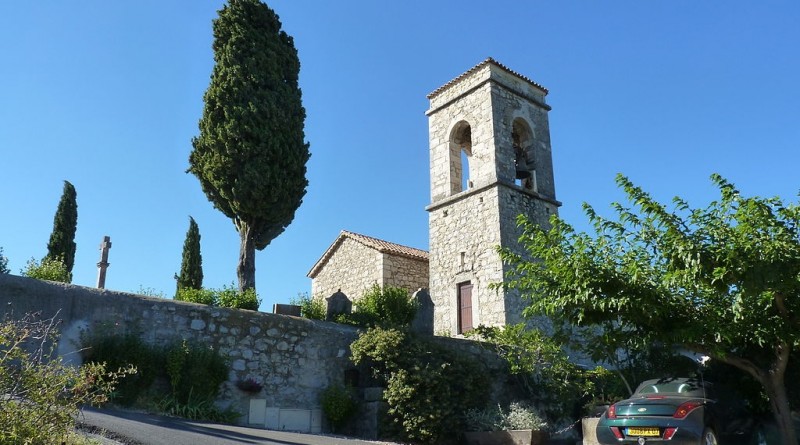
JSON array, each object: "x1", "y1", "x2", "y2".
[{"x1": 515, "y1": 168, "x2": 531, "y2": 180}]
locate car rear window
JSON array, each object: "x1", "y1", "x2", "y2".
[{"x1": 635, "y1": 380, "x2": 710, "y2": 397}]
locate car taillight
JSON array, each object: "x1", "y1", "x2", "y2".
[
  {"x1": 673, "y1": 401, "x2": 702, "y2": 419},
  {"x1": 606, "y1": 404, "x2": 617, "y2": 419},
  {"x1": 610, "y1": 426, "x2": 624, "y2": 439},
  {"x1": 664, "y1": 427, "x2": 677, "y2": 440}
]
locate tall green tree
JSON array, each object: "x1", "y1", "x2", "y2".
[
  {"x1": 45, "y1": 180, "x2": 77, "y2": 282},
  {"x1": 501, "y1": 174, "x2": 799, "y2": 444},
  {"x1": 188, "y1": 0, "x2": 309, "y2": 292},
  {"x1": 176, "y1": 216, "x2": 203, "y2": 291},
  {"x1": 0, "y1": 247, "x2": 9, "y2": 274}
]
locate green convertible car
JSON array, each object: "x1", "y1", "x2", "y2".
[{"x1": 595, "y1": 377, "x2": 765, "y2": 445}]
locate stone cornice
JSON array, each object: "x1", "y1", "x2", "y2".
[{"x1": 426, "y1": 181, "x2": 562, "y2": 213}]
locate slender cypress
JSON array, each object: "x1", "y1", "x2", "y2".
[
  {"x1": 189, "y1": 0, "x2": 309, "y2": 292},
  {"x1": 176, "y1": 216, "x2": 203, "y2": 290},
  {"x1": 45, "y1": 180, "x2": 78, "y2": 281}
]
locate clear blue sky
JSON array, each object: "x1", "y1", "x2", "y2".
[{"x1": 1, "y1": 1, "x2": 798, "y2": 311}]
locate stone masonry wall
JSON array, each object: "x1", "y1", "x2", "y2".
[
  {"x1": 0, "y1": 273, "x2": 358, "y2": 425},
  {"x1": 311, "y1": 237, "x2": 430, "y2": 303},
  {"x1": 428, "y1": 187, "x2": 506, "y2": 334},
  {"x1": 310, "y1": 237, "x2": 382, "y2": 301},
  {"x1": 381, "y1": 255, "x2": 429, "y2": 296}
]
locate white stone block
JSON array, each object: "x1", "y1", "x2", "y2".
[{"x1": 248, "y1": 399, "x2": 266, "y2": 425}]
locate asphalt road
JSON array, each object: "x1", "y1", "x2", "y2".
[{"x1": 78, "y1": 407, "x2": 399, "y2": 445}]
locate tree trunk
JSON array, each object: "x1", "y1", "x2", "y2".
[
  {"x1": 237, "y1": 223, "x2": 256, "y2": 292},
  {"x1": 761, "y1": 371, "x2": 797, "y2": 445}
]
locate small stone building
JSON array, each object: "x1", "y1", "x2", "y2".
[{"x1": 307, "y1": 230, "x2": 429, "y2": 302}]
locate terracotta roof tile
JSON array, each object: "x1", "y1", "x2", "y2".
[
  {"x1": 307, "y1": 230, "x2": 428, "y2": 278},
  {"x1": 342, "y1": 231, "x2": 429, "y2": 261},
  {"x1": 427, "y1": 57, "x2": 549, "y2": 99}
]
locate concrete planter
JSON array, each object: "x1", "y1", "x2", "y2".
[
  {"x1": 581, "y1": 417, "x2": 600, "y2": 445},
  {"x1": 464, "y1": 429, "x2": 548, "y2": 445}
]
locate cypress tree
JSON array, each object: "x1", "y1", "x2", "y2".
[
  {"x1": 189, "y1": 0, "x2": 309, "y2": 292},
  {"x1": 176, "y1": 216, "x2": 203, "y2": 290},
  {"x1": 45, "y1": 180, "x2": 77, "y2": 281}
]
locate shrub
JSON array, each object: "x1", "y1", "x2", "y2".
[
  {"x1": 468, "y1": 324, "x2": 590, "y2": 421},
  {"x1": 291, "y1": 292, "x2": 326, "y2": 320},
  {"x1": 217, "y1": 285, "x2": 260, "y2": 310},
  {"x1": 175, "y1": 287, "x2": 217, "y2": 305},
  {"x1": 21, "y1": 256, "x2": 70, "y2": 283},
  {"x1": 155, "y1": 392, "x2": 239, "y2": 423},
  {"x1": 1, "y1": 313, "x2": 132, "y2": 444},
  {"x1": 339, "y1": 285, "x2": 417, "y2": 328},
  {"x1": 135, "y1": 286, "x2": 166, "y2": 298},
  {"x1": 165, "y1": 340, "x2": 228, "y2": 404},
  {"x1": 175, "y1": 285, "x2": 261, "y2": 311},
  {"x1": 464, "y1": 402, "x2": 547, "y2": 432},
  {"x1": 351, "y1": 327, "x2": 489, "y2": 444},
  {"x1": 320, "y1": 384, "x2": 358, "y2": 433},
  {"x1": 80, "y1": 326, "x2": 162, "y2": 406},
  {"x1": 81, "y1": 330, "x2": 228, "y2": 419}
]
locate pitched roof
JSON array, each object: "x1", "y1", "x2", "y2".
[
  {"x1": 427, "y1": 57, "x2": 549, "y2": 99},
  {"x1": 307, "y1": 230, "x2": 429, "y2": 278}
]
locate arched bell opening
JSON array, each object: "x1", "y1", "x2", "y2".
[
  {"x1": 449, "y1": 121, "x2": 473, "y2": 195},
  {"x1": 512, "y1": 118, "x2": 536, "y2": 192}
]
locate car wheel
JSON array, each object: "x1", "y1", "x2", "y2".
[{"x1": 702, "y1": 428, "x2": 718, "y2": 445}]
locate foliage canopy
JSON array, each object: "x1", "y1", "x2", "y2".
[
  {"x1": 500, "y1": 173, "x2": 800, "y2": 444},
  {"x1": 189, "y1": 0, "x2": 309, "y2": 292}
]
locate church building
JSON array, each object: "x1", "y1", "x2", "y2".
[{"x1": 308, "y1": 58, "x2": 560, "y2": 336}]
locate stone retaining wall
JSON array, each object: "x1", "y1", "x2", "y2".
[
  {"x1": 0, "y1": 273, "x2": 514, "y2": 438},
  {"x1": 0, "y1": 273, "x2": 358, "y2": 429}
]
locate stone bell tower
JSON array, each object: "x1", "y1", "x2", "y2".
[{"x1": 426, "y1": 58, "x2": 561, "y2": 335}]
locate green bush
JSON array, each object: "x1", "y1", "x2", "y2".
[
  {"x1": 81, "y1": 330, "x2": 229, "y2": 420},
  {"x1": 351, "y1": 327, "x2": 489, "y2": 444},
  {"x1": 165, "y1": 339, "x2": 228, "y2": 404},
  {"x1": 321, "y1": 384, "x2": 358, "y2": 433},
  {"x1": 80, "y1": 327, "x2": 162, "y2": 406},
  {"x1": 175, "y1": 287, "x2": 217, "y2": 305},
  {"x1": 217, "y1": 285, "x2": 260, "y2": 310},
  {"x1": 155, "y1": 392, "x2": 239, "y2": 423},
  {"x1": 291, "y1": 292, "x2": 326, "y2": 320},
  {"x1": 175, "y1": 285, "x2": 261, "y2": 311},
  {"x1": 21, "y1": 256, "x2": 70, "y2": 283},
  {"x1": 464, "y1": 402, "x2": 547, "y2": 432},
  {"x1": 1, "y1": 314, "x2": 132, "y2": 444},
  {"x1": 468, "y1": 324, "x2": 591, "y2": 421},
  {"x1": 338, "y1": 285, "x2": 417, "y2": 328}
]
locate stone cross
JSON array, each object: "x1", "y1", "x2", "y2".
[{"x1": 96, "y1": 236, "x2": 112, "y2": 289}]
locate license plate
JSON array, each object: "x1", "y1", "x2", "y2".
[{"x1": 627, "y1": 427, "x2": 660, "y2": 437}]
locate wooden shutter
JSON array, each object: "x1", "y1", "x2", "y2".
[{"x1": 458, "y1": 282, "x2": 473, "y2": 334}]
